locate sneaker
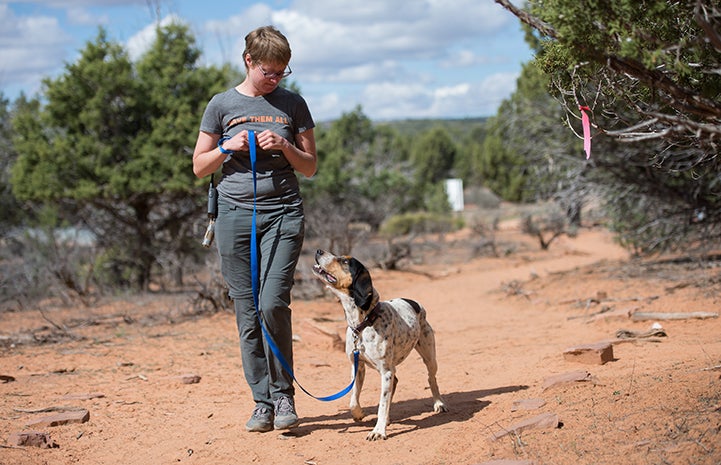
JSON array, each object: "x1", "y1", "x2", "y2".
[
  {"x1": 273, "y1": 396, "x2": 299, "y2": 430},
  {"x1": 245, "y1": 406, "x2": 273, "y2": 432}
]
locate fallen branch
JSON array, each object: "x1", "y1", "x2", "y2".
[
  {"x1": 631, "y1": 311, "x2": 718, "y2": 321},
  {"x1": 0, "y1": 444, "x2": 24, "y2": 449},
  {"x1": 615, "y1": 327, "x2": 668, "y2": 339}
]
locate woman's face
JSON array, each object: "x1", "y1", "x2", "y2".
[{"x1": 246, "y1": 55, "x2": 289, "y2": 94}]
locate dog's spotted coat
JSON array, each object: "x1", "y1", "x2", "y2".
[{"x1": 312, "y1": 249, "x2": 448, "y2": 440}]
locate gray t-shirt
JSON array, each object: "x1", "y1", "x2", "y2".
[{"x1": 199, "y1": 86, "x2": 315, "y2": 210}]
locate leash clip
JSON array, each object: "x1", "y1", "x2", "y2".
[{"x1": 351, "y1": 331, "x2": 361, "y2": 349}]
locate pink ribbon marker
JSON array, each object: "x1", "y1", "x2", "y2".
[{"x1": 579, "y1": 105, "x2": 591, "y2": 159}]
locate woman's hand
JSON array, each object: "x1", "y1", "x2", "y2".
[
  {"x1": 222, "y1": 130, "x2": 250, "y2": 153},
  {"x1": 224, "y1": 129, "x2": 288, "y2": 153},
  {"x1": 255, "y1": 129, "x2": 291, "y2": 151},
  {"x1": 252, "y1": 128, "x2": 317, "y2": 177}
]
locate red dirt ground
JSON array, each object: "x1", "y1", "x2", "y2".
[{"x1": 1, "y1": 225, "x2": 720, "y2": 465}]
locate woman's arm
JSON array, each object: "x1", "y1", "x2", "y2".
[
  {"x1": 192, "y1": 131, "x2": 225, "y2": 179},
  {"x1": 192, "y1": 130, "x2": 250, "y2": 179}
]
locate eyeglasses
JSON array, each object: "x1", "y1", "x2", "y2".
[{"x1": 258, "y1": 64, "x2": 292, "y2": 79}]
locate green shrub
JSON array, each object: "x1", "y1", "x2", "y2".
[{"x1": 380, "y1": 212, "x2": 464, "y2": 236}]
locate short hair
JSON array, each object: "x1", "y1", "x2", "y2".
[{"x1": 243, "y1": 25, "x2": 291, "y2": 68}]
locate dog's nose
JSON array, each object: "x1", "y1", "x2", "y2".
[{"x1": 316, "y1": 249, "x2": 325, "y2": 257}]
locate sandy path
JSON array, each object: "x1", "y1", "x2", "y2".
[{"x1": 1, "y1": 228, "x2": 719, "y2": 465}]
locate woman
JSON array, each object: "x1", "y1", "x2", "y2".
[{"x1": 192, "y1": 25, "x2": 317, "y2": 433}]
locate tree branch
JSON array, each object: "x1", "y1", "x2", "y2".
[
  {"x1": 695, "y1": 0, "x2": 721, "y2": 53},
  {"x1": 494, "y1": 0, "x2": 557, "y2": 39}
]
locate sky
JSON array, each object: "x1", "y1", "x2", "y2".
[{"x1": 0, "y1": 0, "x2": 534, "y2": 122}]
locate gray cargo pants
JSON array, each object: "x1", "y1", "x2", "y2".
[{"x1": 215, "y1": 198, "x2": 304, "y2": 409}]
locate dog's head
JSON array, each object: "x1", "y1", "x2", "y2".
[{"x1": 312, "y1": 249, "x2": 374, "y2": 310}]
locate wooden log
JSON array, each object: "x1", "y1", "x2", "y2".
[{"x1": 631, "y1": 311, "x2": 718, "y2": 321}]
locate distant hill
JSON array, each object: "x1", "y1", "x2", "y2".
[
  {"x1": 376, "y1": 117, "x2": 488, "y2": 137},
  {"x1": 317, "y1": 116, "x2": 488, "y2": 137}
]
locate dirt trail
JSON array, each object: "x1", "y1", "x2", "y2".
[{"x1": 1, "y1": 227, "x2": 720, "y2": 465}]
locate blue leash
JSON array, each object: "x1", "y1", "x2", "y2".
[{"x1": 248, "y1": 130, "x2": 359, "y2": 402}]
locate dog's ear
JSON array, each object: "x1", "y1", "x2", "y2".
[{"x1": 348, "y1": 257, "x2": 373, "y2": 310}]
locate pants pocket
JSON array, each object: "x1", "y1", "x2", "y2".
[{"x1": 280, "y1": 206, "x2": 305, "y2": 238}]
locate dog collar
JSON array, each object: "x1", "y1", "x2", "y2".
[{"x1": 352, "y1": 301, "x2": 381, "y2": 335}]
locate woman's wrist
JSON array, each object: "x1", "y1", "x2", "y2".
[{"x1": 217, "y1": 136, "x2": 234, "y2": 155}]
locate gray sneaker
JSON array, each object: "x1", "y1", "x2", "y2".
[
  {"x1": 273, "y1": 396, "x2": 299, "y2": 430},
  {"x1": 245, "y1": 406, "x2": 273, "y2": 432}
]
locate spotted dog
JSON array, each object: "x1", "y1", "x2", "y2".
[{"x1": 312, "y1": 249, "x2": 448, "y2": 441}]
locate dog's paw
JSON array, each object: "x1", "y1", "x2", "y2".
[
  {"x1": 350, "y1": 406, "x2": 364, "y2": 422},
  {"x1": 366, "y1": 430, "x2": 387, "y2": 441},
  {"x1": 433, "y1": 400, "x2": 449, "y2": 413}
]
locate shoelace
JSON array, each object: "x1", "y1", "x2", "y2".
[
  {"x1": 252, "y1": 407, "x2": 270, "y2": 418},
  {"x1": 275, "y1": 397, "x2": 294, "y2": 415}
]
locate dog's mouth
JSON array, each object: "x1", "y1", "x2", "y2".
[{"x1": 312, "y1": 264, "x2": 337, "y2": 285}]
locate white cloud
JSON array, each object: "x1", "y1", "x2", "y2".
[
  {"x1": 350, "y1": 70, "x2": 520, "y2": 121},
  {"x1": 275, "y1": 0, "x2": 513, "y2": 72},
  {"x1": 0, "y1": 4, "x2": 71, "y2": 94},
  {"x1": 480, "y1": 71, "x2": 521, "y2": 101},
  {"x1": 200, "y1": 3, "x2": 275, "y2": 67},
  {"x1": 126, "y1": 13, "x2": 184, "y2": 61},
  {"x1": 430, "y1": 72, "x2": 521, "y2": 118},
  {"x1": 307, "y1": 91, "x2": 343, "y2": 122},
  {"x1": 441, "y1": 49, "x2": 488, "y2": 68},
  {"x1": 359, "y1": 82, "x2": 434, "y2": 120}
]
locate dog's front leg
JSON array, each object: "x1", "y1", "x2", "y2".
[
  {"x1": 349, "y1": 361, "x2": 365, "y2": 422},
  {"x1": 367, "y1": 366, "x2": 395, "y2": 441}
]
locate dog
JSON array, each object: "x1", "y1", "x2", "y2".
[{"x1": 312, "y1": 249, "x2": 448, "y2": 440}]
